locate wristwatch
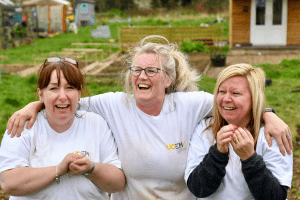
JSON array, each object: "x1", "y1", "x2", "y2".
[
  {"x1": 265, "y1": 108, "x2": 276, "y2": 114},
  {"x1": 83, "y1": 161, "x2": 95, "y2": 176}
]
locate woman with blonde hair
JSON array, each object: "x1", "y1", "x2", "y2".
[
  {"x1": 6, "y1": 37, "x2": 292, "y2": 199},
  {"x1": 185, "y1": 64, "x2": 293, "y2": 199}
]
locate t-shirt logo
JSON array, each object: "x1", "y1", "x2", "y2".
[
  {"x1": 74, "y1": 151, "x2": 92, "y2": 159},
  {"x1": 166, "y1": 141, "x2": 187, "y2": 154}
]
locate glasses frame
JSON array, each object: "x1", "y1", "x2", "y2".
[
  {"x1": 129, "y1": 66, "x2": 165, "y2": 77},
  {"x1": 44, "y1": 57, "x2": 79, "y2": 68}
]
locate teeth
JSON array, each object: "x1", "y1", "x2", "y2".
[
  {"x1": 56, "y1": 105, "x2": 69, "y2": 108},
  {"x1": 138, "y1": 84, "x2": 150, "y2": 89},
  {"x1": 224, "y1": 107, "x2": 236, "y2": 110}
]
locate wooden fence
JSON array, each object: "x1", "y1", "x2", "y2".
[{"x1": 118, "y1": 25, "x2": 225, "y2": 52}]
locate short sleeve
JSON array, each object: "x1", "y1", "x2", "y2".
[
  {"x1": 256, "y1": 127, "x2": 293, "y2": 188},
  {"x1": 98, "y1": 119, "x2": 122, "y2": 169},
  {"x1": 0, "y1": 129, "x2": 32, "y2": 173}
]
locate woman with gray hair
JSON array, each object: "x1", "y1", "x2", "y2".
[
  {"x1": 185, "y1": 64, "x2": 293, "y2": 199},
  {"x1": 6, "y1": 37, "x2": 292, "y2": 199}
]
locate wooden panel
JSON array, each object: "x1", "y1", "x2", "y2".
[
  {"x1": 119, "y1": 25, "x2": 224, "y2": 51},
  {"x1": 287, "y1": 0, "x2": 300, "y2": 44},
  {"x1": 231, "y1": 0, "x2": 251, "y2": 44}
]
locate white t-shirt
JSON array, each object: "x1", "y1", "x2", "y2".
[
  {"x1": 79, "y1": 91, "x2": 214, "y2": 200},
  {"x1": 185, "y1": 119, "x2": 293, "y2": 200},
  {"x1": 0, "y1": 110, "x2": 121, "y2": 200}
]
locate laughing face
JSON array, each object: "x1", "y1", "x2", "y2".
[
  {"x1": 38, "y1": 70, "x2": 81, "y2": 131},
  {"x1": 217, "y1": 76, "x2": 252, "y2": 128},
  {"x1": 132, "y1": 53, "x2": 172, "y2": 108}
]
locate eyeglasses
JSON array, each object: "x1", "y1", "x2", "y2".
[
  {"x1": 44, "y1": 57, "x2": 79, "y2": 68},
  {"x1": 129, "y1": 66, "x2": 164, "y2": 77}
]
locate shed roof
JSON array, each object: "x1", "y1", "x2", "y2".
[
  {"x1": 0, "y1": 0, "x2": 15, "y2": 6},
  {"x1": 22, "y1": 0, "x2": 70, "y2": 6}
]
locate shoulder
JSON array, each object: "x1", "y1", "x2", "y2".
[
  {"x1": 77, "y1": 110, "x2": 106, "y2": 122},
  {"x1": 174, "y1": 91, "x2": 213, "y2": 99},
  {"x1": 191, "y1": 118, "x2": 214, "y2": 144}
]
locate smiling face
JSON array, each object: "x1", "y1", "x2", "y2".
[
  {"x1": 38, "y1": 70, "x2": 81, "y2": 131},
  {"x1": 132, "y1": 53, "x2": 172, "y2": 109},
  {"x1": 217, "y1": 76, "x2": 252, "y2": 128}
]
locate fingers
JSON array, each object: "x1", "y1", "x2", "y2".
[
  {"x1": 26, "y1": 114, "x2": 37, "y2": 130},
  {"x1": 264, "y1": 131, "x2": 272, "y2": 147},
  {"x1": 10, "y1": 118, "x2": 20, "y2": 138},
  {"x1": 286, "y1": 127, "x2": 293, "y2": 151},
  {"x1": 282, "y1": 128, "x2": 292, "y2": 155}
]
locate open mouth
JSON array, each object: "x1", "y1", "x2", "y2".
[
  {"x1": 224, "y1": 107, "x2": 236, "y2": 110},
  {"x1": 55, "y1": 105, "x2": 70, "y2": 109},
  {"x1": 138, "y1": 84, "x2": 150, "y2": 90}
]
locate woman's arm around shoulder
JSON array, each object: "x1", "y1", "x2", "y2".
[{"x1": 263, "y1": 112, "x2": 293, "y2": 155}]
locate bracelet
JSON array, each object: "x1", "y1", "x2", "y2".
[
  {"x1": 55, "y1": 166, "x2": 60, "y2": 184},
  {"x1": 83, "y1": 161, "x2": 95, "y2": 176},
  {"x1": 265, "y1": 108, "x2": 276, "y2": 114}
]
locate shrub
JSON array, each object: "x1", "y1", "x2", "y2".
[{"x1": 180, "y1": 40, "x2": 208, "y2": 53}]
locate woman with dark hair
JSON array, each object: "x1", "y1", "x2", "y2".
[{"x1": 0, "y1": 57, "x2": 125, "y2": 199}]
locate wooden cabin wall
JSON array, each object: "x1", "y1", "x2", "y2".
[
  {"x1": 231, "y1": 0, "x2": 251, "y2": 45},
  {"x1": 287, "y1": 0, "x2": 300, "y2": 45}
]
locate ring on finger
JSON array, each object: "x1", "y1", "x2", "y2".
[
  {"x1": 286, "y1": 134, "x2": 291, "y2": 138},
  {"x1": 234, "y1": 139, "x2": 239, "y2": 144}
]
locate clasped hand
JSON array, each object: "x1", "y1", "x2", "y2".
[
  {"x1": 56, "y1": 153, "x2": 94, "y2": 177},
  {"x1": 217, "y1": 124, "x2": 255, "y2": 161}
]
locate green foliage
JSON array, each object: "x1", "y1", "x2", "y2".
[
  {"x1": 207, "y1": 45, "x2": 230, "y2": 57},
  {"x1": 180, "y1": 40, "x2": 208, "y2": 53},
  {"x1": 108, "y1": 9, "x2": 126, "y2": 17}
]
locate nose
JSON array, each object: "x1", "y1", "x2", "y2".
[
  {"x1": 139, "y1": 69, "x2": 148, "y2": 79},
  {"x1": 58, "y1": 88, "x2": 67, "y2": 100},
  {"x1": 223, "y1": 93, "x2": 232, "y2": 102}
]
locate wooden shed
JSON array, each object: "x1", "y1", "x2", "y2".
[
  {"x1": 22, "y1": 0, "x2": 70, "y2": 33},
  {"x1": 230, "y1": 0, "x2": 300, "y2": 47}
]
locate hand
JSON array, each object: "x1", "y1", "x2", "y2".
[
  {"x1": 216, "y1": 124, "x2": 237, "y2": 153},
  {"x1": 263, "y1": 112, "x2": 292, "y2": 155},
  {"x1": 6, "y1": 101, "x2": 42, "y2": 138},
  {"x1": 231, "y1": 127, "x2": 255, "y2": 161},
  {"x1": 69, "y1": 156, "x2": 94, "y2": 176},
  {"x1": 56, "y1": 153, "x2": 79, "y2": 176}
]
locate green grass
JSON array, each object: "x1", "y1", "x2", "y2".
[
  {"x1": 0, "y1": 14, "x2": 228, "y2": 65},
  {"x1": 257, "y1": 60, "x2": 300, "y2": 152}
]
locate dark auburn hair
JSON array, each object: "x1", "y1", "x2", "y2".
[{"x1": 38, "y1": 61, "x2": 85, "y2": 92}]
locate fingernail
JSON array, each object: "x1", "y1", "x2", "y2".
[
  {"x1": 243, "y1": 127, "x2": 247, "y2": 131},
  {"x1": 233, "y1": 125, "x2": 237, "y2": 129},
  {"x1": 232, "y1": 130, "x2": 235, "y2": 133}
]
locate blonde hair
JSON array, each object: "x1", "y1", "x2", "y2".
[
  {"x1": 211, "y1": 64, "x2": 266, "y2": 148},
  {"x1": 123, "y1": 35, "x2": 200, "y2": 101}
]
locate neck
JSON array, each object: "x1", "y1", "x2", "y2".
[
  {"x1": 46, "y1": 114, "x2": 75, "y2": 133},
  {"x1": 136, "y1": 98, "x2": 164, "y2": 116}
]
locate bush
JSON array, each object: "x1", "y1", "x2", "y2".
[{"x1": 180, "y1": 40, "x2": 208, "y2": 53}]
